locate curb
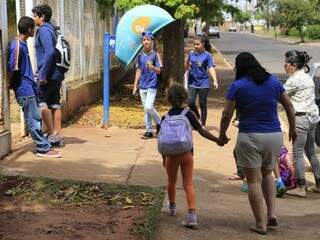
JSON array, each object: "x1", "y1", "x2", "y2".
[
  {"x1": 247, "y1": 32, "x2": 320, "y2": 46},
  {"x1": 212, "y1": 45, "x2": 233, "y2": 70},
  {"x1": 245, "y1": 31, "x2": 297, "y2": 45}
]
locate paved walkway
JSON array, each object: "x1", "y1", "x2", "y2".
[{"x1": 1, "y1": 44, "x2": 320, "y2": 240}]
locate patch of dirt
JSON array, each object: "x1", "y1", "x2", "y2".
[
  {"x1": 0, "y1": 176, "x2": 164, "y2": 240},
  {"x1": 0, "y1": 199, "x2": 145, "y2": 240}
]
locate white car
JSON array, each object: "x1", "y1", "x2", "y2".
[
  {"x1": 228, "y1": 25, "x2": 237, "y2": 32},
  {"x1": 208, "y1": 26, "x2": 220, "y2": 38}
]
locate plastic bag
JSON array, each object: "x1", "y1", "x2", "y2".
[{"x1": 278, "y1": 146, "x2": 296, "y2": 188}]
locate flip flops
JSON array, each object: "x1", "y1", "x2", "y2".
[{"x1": 250, "y1": 226, "x2": 267, "y2": 235}]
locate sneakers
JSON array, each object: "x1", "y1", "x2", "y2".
[
  {"x1": 306, "y1": 185, "x2": 320, "y2": 193},
  {"x1": 141, "y1": 132, "x2": 153, "y2": 139},
  {"x1": 36, "y1": 150, "x2": 62, "y2": 158},
  {"x1": 276, "y1": 179, "x2": 286, "y2": 198},
  {"x1": 286, "y1": 186, "x2": 306, "y2": 198},
  {"x1": 181, "y1": 212, "x2": 198, "y2": 228},
  {"x1": 47, "y1": 134, "x2": 64, "y2": 147},
  {"x1": 168, "y1": 203, "x2": 176, "y2": 216}
]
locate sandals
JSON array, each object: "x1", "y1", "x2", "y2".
[
  {"x1": 250, "y1": 226, "x2": 267, "y2": 235},
  {"x1": 228, "y1": 173, "x2": 244, "y2": 181}
]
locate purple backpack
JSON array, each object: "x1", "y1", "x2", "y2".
[
  {"x1": 158, "y1": 109, "x2": 193, "y2": 156},
  {"x1": 279, "y1": 146, "x2": 296, "y2": 188}
]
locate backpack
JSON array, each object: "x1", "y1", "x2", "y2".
[
  {"x1": 278, "y1": 146, "x2": 296, "y2": 188},
  {"x1": 157, "y1": 109, "x2": 193, "y2": 156},
  {"x1": 51, "y1": 25, "x2": 71, "y2": 73}
]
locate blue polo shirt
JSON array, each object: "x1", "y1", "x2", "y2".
[
  {"x1": 136, "y1": 50, "x2": 162, "y2": 90},
  {"x1": 8, "y1": 39, "x2": 38, "y2": 98},
  {"x1": 35, "y1": 22, "x2": 64, "y2": 82},
  {"x1": 188, "y1": 50, "x2": 215, "y2": 88},
  {"x1": 226, "y1": 75, "x2": 284, "y2": 133}
]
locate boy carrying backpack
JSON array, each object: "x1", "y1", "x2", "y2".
[{"x1": 157, "y1": 84, "x2": 224, "y2": 228}]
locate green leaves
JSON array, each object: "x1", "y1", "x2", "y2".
[{"x1": 96, "y1": 0, "x2": 223, "y2": 20}]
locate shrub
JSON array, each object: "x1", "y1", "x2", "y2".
[
  {"x1": 288, "y1": 27, "x2": 300, "y2": 37},
  {"x1": 305, "y1": 25, "x2": 320, "y2": 40}
]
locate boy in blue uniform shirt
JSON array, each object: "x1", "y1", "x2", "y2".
[
  {"x1": 133, "y1": 31, "x2": 162, "y2": 139},
  {"x1": 8, "y1": 16, "x2": 61, "y2": 158},
  {"x1": 32, "y1": 4, "x2": 64, "y2": 146}
]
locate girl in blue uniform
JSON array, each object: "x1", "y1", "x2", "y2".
[
  {"x1": 186, "y1": 35, "x2": 218, "y2": 126},
  {"x1": 133, "y1": 31, "x2": 162, "y2": 139}
]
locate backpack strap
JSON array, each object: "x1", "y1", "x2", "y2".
[
  {"x1": 14, "y1": 38, "x2": 20, "y2": 70},
  {"x1": 164, "y1": 113, "x2": 170, "y2": 119},
  {"x1": 181, "y1": 109, "x2": 189, "y2": 116}
]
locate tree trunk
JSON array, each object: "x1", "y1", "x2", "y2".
[
  {"x1": 299, "y1": 28, "x2": 305, "y2": 43},
  {"x1": 274, "y1": 26, "x2": 277, "y2": 38},
  {"x1": 162, "y1": 20, "x2": 185, "y2": 89}
]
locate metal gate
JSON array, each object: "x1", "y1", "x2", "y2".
[{"x1": 0, "y1": 0, "x2": 12, "y2": 159}]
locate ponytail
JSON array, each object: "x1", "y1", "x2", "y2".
[{"x1": 285, "y1": 50, "x2": 312, "y2": 73}]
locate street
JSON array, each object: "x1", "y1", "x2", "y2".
[{"x1": 212, "y1": 32, "x2": 320, "y2": 77}]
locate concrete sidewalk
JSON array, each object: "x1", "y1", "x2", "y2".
[{"x1": 1, "y1": 44, "x2": 320, "y2": 240}]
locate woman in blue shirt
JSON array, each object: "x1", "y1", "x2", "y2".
[
  {"x1": 219, "y1": 52, "x2": 296, "y2": 235},
  {"x1": 186, "y1": 35, "x2": 218, "y2": 126}
]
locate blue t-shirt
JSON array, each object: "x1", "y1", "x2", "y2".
[
  {"x1": 35, "y1": 23, "x2": 64, "y2": 81},
  {"x1": 188, "y1": 50, "x2": 215, "y2": 88},
  {"x1": 8, "y1": 39, "x2": 38, "y2": 99},
  {"x1": 226, "y1": 75, "x2": 284, "y2": 133},
  {"x1": 136, "y1": 50, "x2": 162, "y2": 90}
]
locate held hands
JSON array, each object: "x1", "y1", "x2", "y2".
[{"x1": 218, "y1": 133, "x2": 230, "y2": 146}]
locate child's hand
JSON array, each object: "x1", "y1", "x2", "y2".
[
  {"x1": 146, "y1": 61, "x2": 153, "y2": 69},
  {"x1": 219, "y1": 134, "x2": 230, "y2": 145},
  {"x1": 186, "y1": 61, "x2": 192, "y2": 70}
]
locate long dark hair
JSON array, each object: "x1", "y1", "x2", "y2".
[
  {"x1": 285, "y1": 50, "x2": 312, "y2": 73},
  {"x1": 194, "y1": 34, "x2": 212, "y2": 53},
  {"x1": 235, "y1": 52, "x2": 270, "y2": 85}
]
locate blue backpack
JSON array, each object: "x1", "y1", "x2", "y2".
[{"x1": 157, "y1": 109, "x2": 193, "y2": 156}]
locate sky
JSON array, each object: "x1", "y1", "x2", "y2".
[{"x1": 226, "y1": 0, "x2": 257, "y2": 10}]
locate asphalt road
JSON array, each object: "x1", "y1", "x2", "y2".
[{"x1": 211, "y1": 32, "x2": 320, "y2": 77}]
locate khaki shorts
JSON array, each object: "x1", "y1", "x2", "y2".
[{"x1": 235, "y1": 132, "x2": 283, "y2": 169}]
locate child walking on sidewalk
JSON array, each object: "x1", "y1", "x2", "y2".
[{"x1": 157, "y1": 84, "x2": 224, "y2": 228}]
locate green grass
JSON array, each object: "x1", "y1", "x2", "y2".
[{"x1": 255, "y1": 29, "x2": 320, "y2": 43}]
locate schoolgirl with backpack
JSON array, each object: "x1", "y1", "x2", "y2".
[{"x1": 157, "y1": 84, "x2": 225, "y2": 228}]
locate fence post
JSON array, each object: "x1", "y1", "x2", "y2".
[{"x1": 103, "y1": 32, "x2": 110, "y2": 127}]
